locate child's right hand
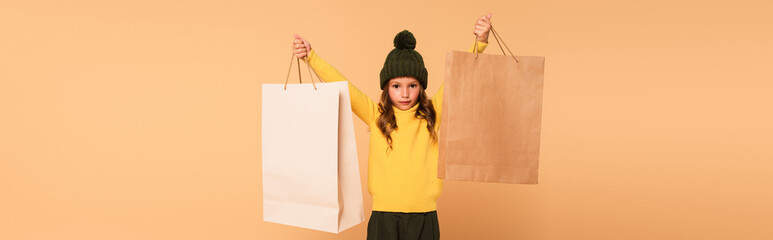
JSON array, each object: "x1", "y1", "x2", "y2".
[{"x1": 292, "y1": 34, "x2": 312, "y2": 60}]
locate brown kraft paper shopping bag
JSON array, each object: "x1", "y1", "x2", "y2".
[{"x1": 438, "y1": 28, "x2": 544, "y2": 184}]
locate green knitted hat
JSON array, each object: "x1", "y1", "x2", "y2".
[{"x1": 380, "y1": 30, "x2": 428, "y2": 90}]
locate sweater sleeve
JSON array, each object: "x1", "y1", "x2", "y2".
[
  {"x1": 433, "y1": 41, "x2": 488, "y2": 120},
  {"x1": 467, "y1": 40, "x2": 489, "y2": 53},
  {"x1": 307, "y1": 49, "x2": 378, "y2": 124}
]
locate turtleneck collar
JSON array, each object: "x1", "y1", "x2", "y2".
[{"x1": 392, "y1": 102, "x2": 420, "y2": 113}]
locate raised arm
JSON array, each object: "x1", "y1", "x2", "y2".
[
  {"x1": 433, "y1": 14, "x2": 492, "y2": 106},
  {"x1": 469, "y1": 13, "x2": 493, "y2": 52},
  {"x1": 292, "y1": 34, "x2": 378, "y2": 124}
]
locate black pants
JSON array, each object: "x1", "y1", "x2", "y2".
[{"x1": 366, "y1": 211, "x2": 440, "y2": 240}]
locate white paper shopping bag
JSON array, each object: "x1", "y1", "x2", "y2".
[{"x1": 262, "y1": 81, "x2": 364, "y2": 233}]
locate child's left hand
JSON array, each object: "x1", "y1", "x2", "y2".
[{"x1": 473, "y1": 13, "x2": 492, "y2": 43}]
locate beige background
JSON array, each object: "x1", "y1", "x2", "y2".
[{"x1": 2, "y1": 0, "x2": 772, "y2": 239}]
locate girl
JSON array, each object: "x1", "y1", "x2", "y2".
[{"x1": 292, "y1": 14, "x2": 492, "y2": 240}]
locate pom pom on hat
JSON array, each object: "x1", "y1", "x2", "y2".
[{"x1": 393, "y1": 30, "x2": 416, "y2": 50}]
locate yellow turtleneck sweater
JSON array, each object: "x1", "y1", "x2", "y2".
[{"x1": 307, "y1": 41, "x2": 487, "y2": 213}]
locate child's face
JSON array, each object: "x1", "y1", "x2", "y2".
[{"x1": 387, "y1": 77, "x2": 421, "y2": 110}]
